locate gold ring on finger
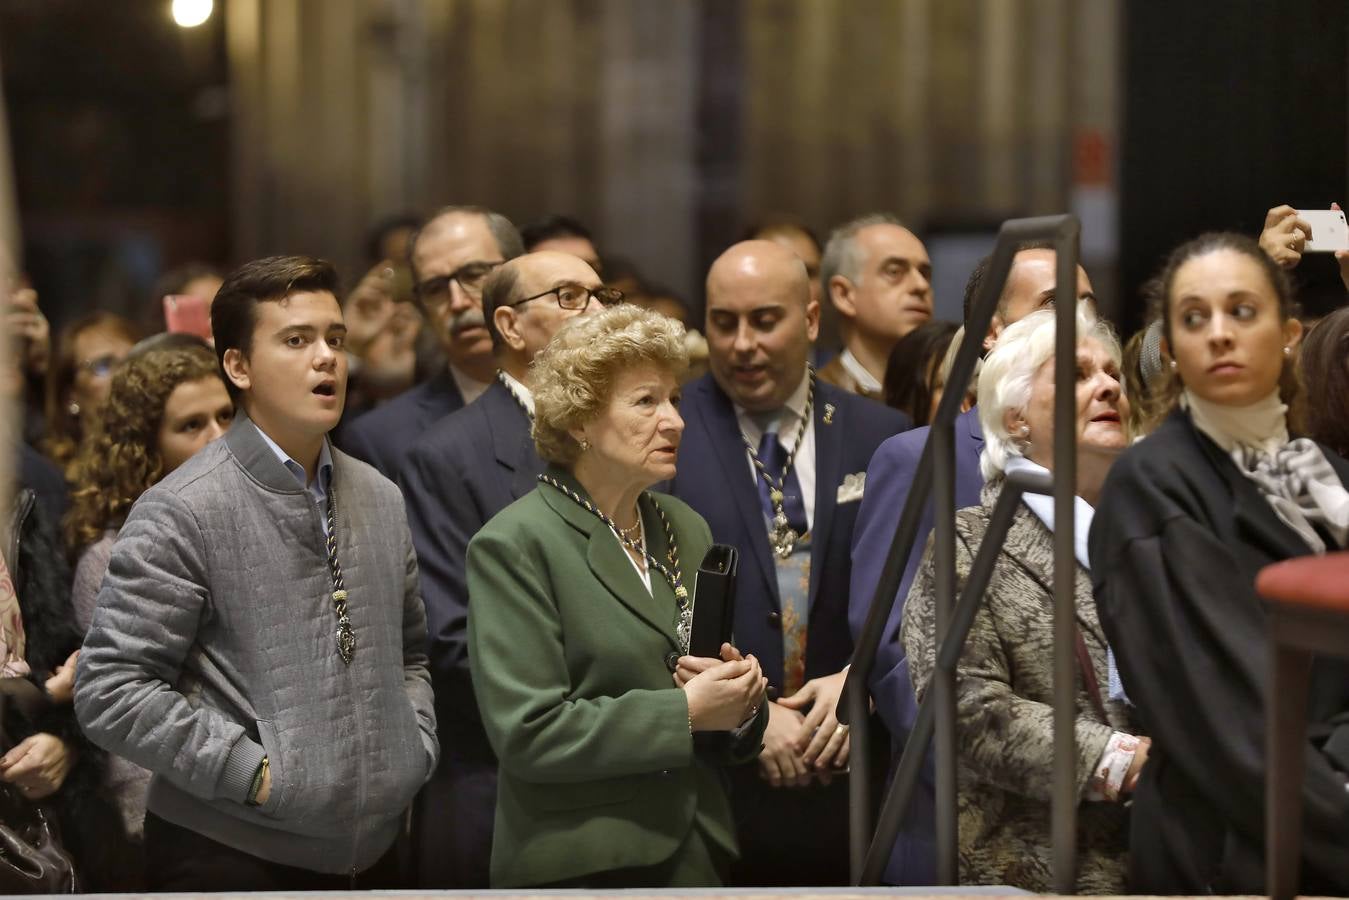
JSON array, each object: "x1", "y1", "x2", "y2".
[{"x1": 834, "y1": 723, "x2": 849, "y2": 737}]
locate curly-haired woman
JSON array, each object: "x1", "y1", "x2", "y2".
[
  {"x1": 467, "y1": 304, "x2": 768, "y2": 887},
  {"x1": 67, "y1": 343, "x2": 233, "y2": 631}
]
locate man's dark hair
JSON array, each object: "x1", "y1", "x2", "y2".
[
  {"x1": 211, "y1": 255, "x2": 339, "y2": 402},
  {"x1": 520, "y1": 214, "x2": 594, "y2": 252},
  {"x1": 961, "y1": 239, "x2": 1058, "y2": 326},
  {"x1": 480, "y1": 262, "x2": 524, "y2": 352}
]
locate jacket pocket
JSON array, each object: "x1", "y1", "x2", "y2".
[{"x1": 255, "y1": 719, "x2": 288, "y2": 819}]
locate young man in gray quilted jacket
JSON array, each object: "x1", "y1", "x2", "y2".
[{"x1": 75, "y1": 255, "x2": 438, "y2": 891}]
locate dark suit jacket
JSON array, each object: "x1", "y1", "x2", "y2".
[
  {"x1": 670, "y1": 374, "x2": 910, "y2": 694},
  {"x1": 467, "y1": 469, "x2": 767, "y2": 887},
  {"x1": 340, "y1": 371, "x2": 464, "y2": 481},
  {"x1": 1091, "y1": 410, "x2": 1349, "y2": 895},
  {"x1": 846, "y1": 406, "x2": 983, "y2": 884},
  {"x1": 849, "y1": 407, "x2": 985, "y2": 741},
  {"x1": 399, "y1": 380, "x2": 542, "y2": 753}
]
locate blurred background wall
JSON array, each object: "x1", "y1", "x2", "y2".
[{"x1": 1, "y1": 0, "x2": 1345, "y2": 333}]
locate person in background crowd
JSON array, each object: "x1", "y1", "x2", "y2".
[
  {"x1": 339, "y1": 257, "x2": 425, "y2": 422},
  {"x1": 66, "y1": 343, "x2": 231, "y2": 630},
  {"x1": 740, "y1": 218, "x2": 834, "y2": 359},
  {"x1": 1299, "y1": 306, "x2": 1349, "y2": 459},
  {"x1": 882, "y1": 319, "x2": 959, "y2": 426},
  {"x1": 64, "y1": 341, "x2": 231, "y2": 848},
  {"x1": 1091, "y1": 232, "x2": 1349, "y2": 894},
  {"x1": 43, "y1": 311, "x2": 140, "y2": 479},
  {"x1": 341, "y1": 205, "x2": 524, "y2": 480},
  {"x1": 817, "y1": 214, "x2": 933, "y2": 401},
  {"x1": 467, "y1": 304, "x2": 767, "y2": 887},
  {"x1": 849, "y1": 240, "x2": 1094, "y2": 884},
  {"x1": 148, "y1": 262, "x2": 225, "y2": 334},
  {"x1": 1120, "y1": 314, "x2": 1170, "y2": 439},
  {"x1": 521, "y1": 214, "x2": 603, "y2": 276},
  {"x1": 398, "y1": 251, "x2": 612, "y2": 888},
  {"x1": 366, "y1": 213, "x2": 423, "y2": 270},
  {"x1": 903, "y1": 304, "x2": 1142, "y2": 893},
  {"x1": 4, "y1": 483, "x2": 135, "y2": 891},
  {"x1": 75, "y1": 255, "x2": 437, "y2": 891},
  {"x1": 671, "y1": 240, "x2": 909, "y2": 886},
  {"x1": 1258, "y1": 202, "x2": 1349, "y2": 292},
  {"x1": 4, "y1": 276, "x2": 51, "y2": 446}
]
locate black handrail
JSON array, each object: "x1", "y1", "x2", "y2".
[{"x1": 840, "y1": 215, "x2": 1083, "y2": 892}]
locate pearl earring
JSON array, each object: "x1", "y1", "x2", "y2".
[
  {"x1": 1169, "y1": 359, "x2": 1177, "y2": 371},
  {"x1": 67, "y1": 401, "x2": 80, "y2": 417},
  {"x1": 1284, "y1": 346, "x2": 1292, "y2": 357},
  {"x1": 579, "y1": 437, "x2": 590, "y2": 452}
]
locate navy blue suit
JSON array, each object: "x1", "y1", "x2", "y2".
[
  {"x1": 670, "y1": 373, "x2": 909, "y2": 885},
  {"x1": 398, "y1": 380, "x2": 542, "y2": 888},
  {"x1": 847, "y1": 405, "x2": 985, "y2": 884},
  {"x1": 340, "y1": 371, "x2": 464, "y2": 481}
]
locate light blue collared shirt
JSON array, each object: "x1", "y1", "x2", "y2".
[{"x1": 257, "y1": 430, "x2": 335, "y2": 537}]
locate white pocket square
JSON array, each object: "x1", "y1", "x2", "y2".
[{"x1": 836, "y1": 472, "x2": 866, "y2": 504}]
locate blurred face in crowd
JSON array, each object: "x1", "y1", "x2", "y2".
[
  {"x1": 1014, "y1": 336, "x2": 1129, "y2": 471},
  {"x1": 988, "y1": 249, "x2": 1095, "y2": 350},
  {"x1": 70, "y1": 324, "x2": 134, "y2": 426},
  {"x1": 763, "y1": 227, "x2": 823, "y2": 311},
  {"x1": 577, "y1": 362, "x2": 684, "y2": 488},
  {"x1": 158, "y1": 376, "x2": 233, "y2": 474},
  {"x1": 412, "y1": 212, "x2": 505, "y2": 368},
  {"x1": 705, "y1": 241, "x2": 819, "y2": 413},
  {"x1": 494, "y1": 252, "x2": 607, "y2": 362},
  {"x1": 530, "y1": 234, "x2": 602, "y2": 277},
  {"x1": 182, "y1": 274, "x2": 224, "y2": 305},
  {"x1": 834, "y1": 224, "x2": 932, "y2": 343},
  {"x1": 224, "y1": 291, "x2": 348, "y2": 448},
  {"x1": 1165, "y1": 248, "x2": 1301, "y2": 408}
]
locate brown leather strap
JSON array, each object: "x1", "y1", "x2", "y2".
[{"x1": 1073, "y1": 628, "x2": 1110, "y2": 723}]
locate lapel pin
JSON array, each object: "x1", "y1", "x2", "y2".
[{"x1": 823, "y1": 403, "x2": 836, "y2": 425}]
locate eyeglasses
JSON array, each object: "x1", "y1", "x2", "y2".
[
  {"x1": 508, "y1": 283, "x2": 624, "y2": 311},
  {"x1": 416, "y1": 260, "x2": 504, "y2": 307},
  {"x1": 77, "y1": 354, "x2": 121, "y2": 378}
]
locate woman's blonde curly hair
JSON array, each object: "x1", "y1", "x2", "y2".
[
  {"x1": 64, "y1": 345, "x2": 225, "y2": 557},
  {"x1": 529, "y1": 304, "x2": 688, "y2": 466}
]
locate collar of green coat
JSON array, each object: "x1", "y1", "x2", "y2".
[{"x1": 537, "y1": 465, "x2": 682, "y2": 650}]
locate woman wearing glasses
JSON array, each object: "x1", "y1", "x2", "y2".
[
  {"x1": 43, "y1": 312, "x2": 140, "y2": 479},
  {"x1": 467, "y1": 304, "x2": 768, "y2": 888}
]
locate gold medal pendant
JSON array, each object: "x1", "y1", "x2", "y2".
[{"x1": 770, "y1": 509, "x2": 797, "y2": 558}]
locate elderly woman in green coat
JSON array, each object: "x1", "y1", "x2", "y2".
[{"x1": 467, "y1": 304, "x2": 769, "y2": 888}]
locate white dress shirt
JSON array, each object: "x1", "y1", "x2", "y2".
[{"x1": 733, "y1": 373, "x2": 816, "y2": 529}]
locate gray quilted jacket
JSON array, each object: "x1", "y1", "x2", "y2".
[
  {"x1": 75, "y1": 415, "x2": 438, "y2": 874},
  {"x1": 901, "y1": 480, "x2": 1136, "y2": 893}
]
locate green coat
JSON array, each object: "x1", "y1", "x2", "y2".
[{"x1": 466, "y1": 469, "x2": 767, "y2": 887}]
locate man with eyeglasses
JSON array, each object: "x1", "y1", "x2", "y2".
[
  {"x1": 341, "y1": 205, "x2": 524, "y2": 480},
  {"x1": 398, "y1": 251, "x2": 615, "y2": 888},
  {"x1": 817, "y1": 214, "x2": 933, "y2": 401}
]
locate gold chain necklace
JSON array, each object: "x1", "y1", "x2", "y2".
[{"x1": 740, "y1": 369, "x2": 816, "y2": 558}]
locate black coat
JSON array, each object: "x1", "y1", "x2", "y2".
[
  {"x1": 1089, "y1": 409, "x2": 1349, "y2": 895},
  {"x1": 5, "y1": 491, "x2": 136, "y2": 891}
]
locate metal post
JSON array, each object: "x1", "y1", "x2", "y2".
[
  {"x1": 1050, "y1": 219, "x2": 1081, "y2": 894},
  {"x1": 847, "y1": 676, "x2": 870, "y2": 882},
  {"x1": 932, "y1": 420, "x2": 958, "y2": 885}
]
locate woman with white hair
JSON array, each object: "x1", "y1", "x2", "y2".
[{"x1": 900, "y1": 304, "x2": 1145, "y2": 892}]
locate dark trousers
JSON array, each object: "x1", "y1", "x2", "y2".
[
  {"x1": 144, "y1": 813, "x2": 401, "y2": 892},
  {"x1": 412, "y1": 753, "x2": 496, "y2": 888},
  {"x1": 728, "y1": 769, "x2": 853, "y2": 886}
]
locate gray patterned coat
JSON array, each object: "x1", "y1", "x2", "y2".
[{"x1": 900, "y1": 481, "x2": 1136, "y2": 893}]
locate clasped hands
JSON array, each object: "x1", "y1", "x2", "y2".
[
  {"x1": 676, "y1": 651, "x2": 850, "y2": 788},
  {"x1": 674, "y1": 643, "x2": 765, "y2": 732},
  {"x1": 0, "y1": 651, "x2": 81, "y2": 800}
]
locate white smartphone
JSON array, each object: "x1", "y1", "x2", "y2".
[{"x1": 1295, "y1": 209, "x2": 1349, "y2": 252}]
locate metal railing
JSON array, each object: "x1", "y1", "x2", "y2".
[{"x1": 839, "y1": 214, "x2": 1084, "y2": 893}]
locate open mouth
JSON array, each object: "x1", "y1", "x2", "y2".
[{"x1": 313, "y1": 382, "x2": 337, "y2": 397}]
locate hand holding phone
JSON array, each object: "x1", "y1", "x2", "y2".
[
  {"x1": 1295, "y1": 208, "x2": 1349, "y2": 253},
  {"x1": 164, "y1": 294, "x2": 214, "y2": 343}
]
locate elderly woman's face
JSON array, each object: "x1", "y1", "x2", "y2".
[
  {"x1": 1014, "y1": 336, "x2": 1129, "y2": 469},
  {"x1": 581, "y1": 362, "x2": 684, "y2": 487}
]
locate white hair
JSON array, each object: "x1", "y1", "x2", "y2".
[{"x1": 977, "y1": 304, "x2": 1122, "y2": 480}]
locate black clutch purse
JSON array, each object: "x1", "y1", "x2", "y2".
[{"x1": 690, "y1": 544, "x2": 738, "y2": 658}]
